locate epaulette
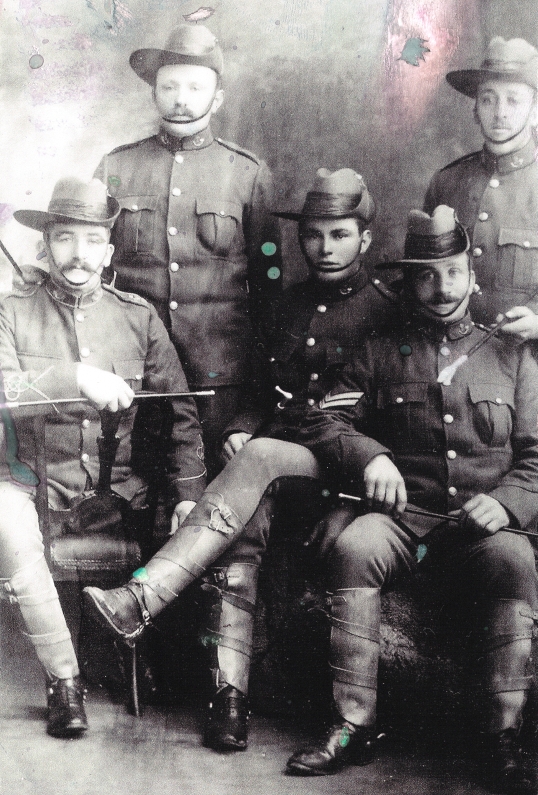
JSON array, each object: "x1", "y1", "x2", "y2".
[
  {"x1": 439, "y1": 151, "x2": 481, "y2": 172},
  {"x1": 370, "y1": 277, "x2": 399, "y2": 303},
  {"x1": 215, "y1": 138, "x2": 261, "y2": 165},
  {"x1": 8, "y1": 281, "x2": 40, "y2": 298},
  {"x1": 107, "y1": 136, "x2": 156, "y2": 156},
  {"x1": 102, "y1": 282, "x2": 149, "y2": 307}
]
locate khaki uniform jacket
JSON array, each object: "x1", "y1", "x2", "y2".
[
  {"x1": 95, "y1": 127, "x2": 282, "y2": 389},
  {"x1": 297, "y1": 310, "x2": 538, "y2": 532},
  {"x1": 0, "y1": 279, "x2": 206, "y2": 508},
  {"x1": 424, "y1": 139, "x2": 538, "y2": 325},
  {"x1": 225, "y1": 268, "x2": 398, "y2": 442}
]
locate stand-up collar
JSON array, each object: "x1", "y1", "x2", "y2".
[
  {"x1": 481, "y1": 137, "x2": 537, "y2": 175},
  {"x1": 407, "y1": 308, "x2": 474, "y2": 342},
  {"x1": 46, "y1": 277, "x2": 103, "y2": 308},
  {"x1": 158, "y1": 125, "x2": 214, "y2": 152},
  {"x1": 307, "y1": 264, "x2": 369, "y2": 300}
]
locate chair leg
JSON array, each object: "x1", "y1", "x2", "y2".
[{"x1": 130, "y1": 644, "x2": 140, "y2": 718}]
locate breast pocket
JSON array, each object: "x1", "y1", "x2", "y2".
[
  {"x1": 468, "y1": 382, "x2": 514, "y2": 447},
  {"x1": 195, "y1": 198, "x2": 242, "y2": 258},
  {"x1": 377, "y1": 382, "x2": 429, "y2": 451},
  {"x1": 112, "y1": 360, "x2": 145, "y2": 393},
  {"x1": 496, "y1": 228, "x2": 538, "y2": 289},
  {"x1": 114, "y1": 195, "x2": 159, "y2": 254}
]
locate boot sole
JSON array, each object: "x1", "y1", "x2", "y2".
[
  {"x1": 82, "y1": 588, "x2": 142, "y2": 644},
  {"x1": 47, "y1": 722, "x2": 88, "y2": 739}
]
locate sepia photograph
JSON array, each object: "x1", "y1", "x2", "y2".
[{"x1": 0, "y1": 1, "x2": 537, "y2": 793}]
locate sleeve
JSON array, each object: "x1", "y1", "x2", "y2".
[
  {"x1": 140, "y1": 305, "x2": 207, "y2": 505},
  {"x1": 244, "y1": 161, "x2": 283, "y2": 337},
  {"x1": 296, "y1": 345, "x2": 391, "y2": 493},
  {"x1": 489, "y1": 344, "x2": 538, "y2": 528},
  {"x1": 0, "y1": 299, "x2": 80, "y2": 410}
]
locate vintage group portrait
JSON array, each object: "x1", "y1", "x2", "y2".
[{"x1": 0, "y1": 1, "x2": 537, "y2": 793}]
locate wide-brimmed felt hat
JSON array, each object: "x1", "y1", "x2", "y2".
[
  {"x1": 447, "y1": 37, "x2": 538, "y2": 98},
  {"x1": 14, "y1": 177, "x2": 120, "y2": 232},
  {"x1": 130, "y1": 24, "x2": 224, "y2": 85},
  {"x1": 274, "y1": 168, "x2": 375, "y2": 224},
  {"x1": 376, "y1": 205, "x2": 469, "y2": 270}
]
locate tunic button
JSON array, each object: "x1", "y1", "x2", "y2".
[
  {"x1": 373, "y1": 279, "x2": 380, "y2": 285},
  {"x1": 131, "y1": 204, "x2": 139, "y2": 211},
  {"x1": 395, "y1": 397, "x2": 403, "y2": 403},
  {"x1": 81, "y1": 419, "x2": 90, "y2": 429},
  {"x1": 168, "y1": 226, "x2": 178, "y2": 236},
  {"x1": 317, "y1": 304, "x2": 327, "y2": 313},
  {"x1": 440, "y1": 346, "x2": 451, "y2": 357},
  {"x1": 81, "y1": 453, "x2": 89, "y2": 463},
  {"x1": 489, "y1": 178, "x2": 500, "y2": 188},
  {"x1": 80, "y1": 347, "x2": 90, "y2": 358},
  {"x1": 473, "y1": 247, "x2": 483, "y2": 257},
  {"x1": 310, "y1": 373, "x2": 319, "y2": 381},
  {"x1": 135, "y1": 374, "x2": 142, "y2": 381},
  {"x1": 169, "y1": 301, "x2": 178, "y2": 310},
  {"x1": 447, "y1": 450, "x2": 457, "y2": 460},
  {"x1": 444, "y1": 414, "x2": 454, "y2": 424},
  {"x1": 175, "y1": 154, "x2": 184, "y2": 163},
  {"x1": 172, "y1": 187, "x2": 181, "y2": 197},
  {"x1": 307, "y1": 398, "x2": 315, "y2": 406},
  {"x1": 170, "y1": 262, "x2": 179, "y2": 272},
  {"x1": 75, "y1": 312, "x2": 85, "y2": 323},
  {"x1": 306, "y1": 337, "x2": 315, "y2": 347},
  {"x1": 448, "y1": 486, "x2": 457, "y2": 496},
  {"x1": 524, "y1": 241, "x2": 531, "y2": 248},
  {"x1": 478, "y1": 212, "x2": 488, "y2": 221},
  {"x1": 495, "y1": 397, "x2": 502, "y2": 404}
]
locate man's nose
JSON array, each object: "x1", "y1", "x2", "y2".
[{"x1": 320, "y1": 236, "x2": 332, "y2": 254}]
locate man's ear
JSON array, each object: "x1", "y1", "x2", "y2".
[
  {"x1": 212, "y1": 88, "x2": 224, "y2": 114},
  {"x1": 359, "y1": 229, "x2": 372, "y2": 255},
  {"x1": 103, "y1": 243, "x2": 114, "y2": 269},
  {"x1": 37, "y1": 238, "x2": 49, "y2": 265},
  {"x1": 468, "y1": 268, "x2": 476, "y2": 295},
  {"x1": 473, "y1": 101, "x2": 480, "y2": 126}
]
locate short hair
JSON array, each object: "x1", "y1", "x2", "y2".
[{"x1": 298, "y1": 215, "x2": 368, "y2": 236}]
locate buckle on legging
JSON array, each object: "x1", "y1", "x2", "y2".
[{"x1": 209, "y1": 506, "x2": 237, "y2": 536}]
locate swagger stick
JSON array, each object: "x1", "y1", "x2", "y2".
[
  {"x1": 1, "y1": 390, "x2": 215, "y2": 410},
  {"x1": 438, "y1": 286, "x2": 538, "y2": 385},
  {"x1": 338, "y1": 493, "x2": 538, "y2": 539},
  {"x1": 0, "y1": 238, "x2": 26, "y2": 283}
]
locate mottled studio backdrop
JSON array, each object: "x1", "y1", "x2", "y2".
[{"x1": 0, "y1": 0, "x2": 536, "y2": 290}]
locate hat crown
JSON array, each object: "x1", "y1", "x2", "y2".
[
  {"x1": 482, "y1": 36, "x2": 538, "y2": 69},
  {"x1": 311, "y1": 168, "x2": 366, "y2": 197},
  {"x1": 48, "y1": 177, "x2": 109, "y2": 213},
  {"x1": 163, "y1": 24, "x2": 219, "y2": 58},
  {"x1": 407, "y1": 205, "x2": 459, "y2": 238}
]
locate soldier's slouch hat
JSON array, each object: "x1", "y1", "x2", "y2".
[
  {"x1": 130, "y1": 24, "x2": 224, "y2": 84},
  {"x1": 274, "y1": 168, "x2": 375, "y2": 224},
  {"x1": 447, "y1": 37, "x2": 538, "y2": 98},
  {"x1": 14, "y1": 177, "x2": 120, "y2": 231},
  {"x1": 376, "y1": 205, "x2": 469, "y2": 270}
]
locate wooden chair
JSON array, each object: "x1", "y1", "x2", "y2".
[{"x1": 32, "y1": 412, "x2": 152, "y2": 716}]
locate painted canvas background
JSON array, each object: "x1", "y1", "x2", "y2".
[{"x1": 0, "y1": 0, "x2": 537, "y2": 292}]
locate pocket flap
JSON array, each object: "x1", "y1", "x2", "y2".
[
  {"x1": 378, "y1": 381, "x2": 428, "y2": 407},
  {"x1": 498, "y1": 228, "x2": 538, "y2": 249},
  {"x1": 112, "y1": 360, "x2": 145, "y2": 386},
  {"x1": 117, "y1": 195, "x2": 159, "y2": 213},
  {"x1": 195, "y1": 197, "x2": 242, "y2": 220},
  {"x1": 468, "y1": 382, "x2": 515, "y2": 408}
]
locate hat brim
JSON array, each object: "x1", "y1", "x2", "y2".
[
  {"x1": 446, "y1": 68, "x2": 537, "y2": 97},
  {"x1": 273, "y1": 210, "x2": 370, "y2": 222},
  {"x1": 130, "y1": 48, "x2": 223, "y2": 84},
  {"x1": 376, "y1": 242, "x2": 470, "y2": 270},
  {"x1": 14, "y1": 206, "x2": 120, "y2": 233}
]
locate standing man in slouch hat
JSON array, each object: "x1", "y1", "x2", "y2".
[
  {"x1": 424, "y1": 37, "x2": 538, "y2": 340},
  {"x1": 95, "y1": 23, "x2": 282, "y2": 476}
]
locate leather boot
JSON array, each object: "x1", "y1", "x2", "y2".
[
  {"x1": 83, "y1": 491, "x2": 245, "y2": 645},
  {"x1": 287, "y1": 587, "x2": 381, "y2": 776},
  {"x1": 46, "y1": 675, "x2": 88, "y2": 738},
  {"x1": 201, "y1": 562, "x2": 258, "y2": 751},
  {"x1": 476, "y1": 599, "x2": 538, "y2": 794}
]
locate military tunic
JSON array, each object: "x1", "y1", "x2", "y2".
[
  {"x1": 0, "y1": 278, "x2": 206, "y2": 508},
  {"x1": 225, "y1": 268, "x2": 399, "y2": 442},
  {"x1": 95, "y1": 127, "x2": 282, "y2": 391},
  {"x1": 424, "y1": 139, "x2": 538, "y2": 325},
  {"x1": 297, "y1": 311, "x2": 538, "y2": 530}
]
